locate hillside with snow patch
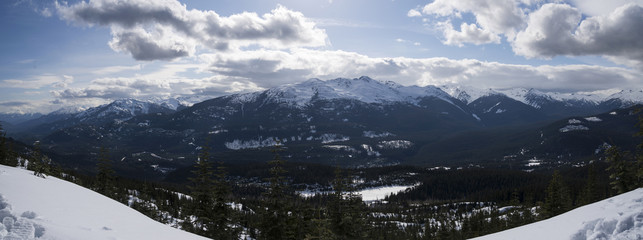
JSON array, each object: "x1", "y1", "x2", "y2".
[
  {"x1": 474, "y1": 188, "x2": 643, "y2": 240},
  {"x1": 0, "y1": 165, "x2": 206, "y2": 240}
]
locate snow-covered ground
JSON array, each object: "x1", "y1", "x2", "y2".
[
  {"x1": 298, "y1": 184, "x2": 417, "y2": 202},
  {"x1": 474, "y1": 188, "x2": 643, "y2": 240},
  {"x1": 358, "y1": 185, "x2": 416, "y2": 202},
  {"x1": 0, "y1": 165, "x2": 207, "y2": 240}
]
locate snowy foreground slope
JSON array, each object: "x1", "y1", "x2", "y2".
[
  {"x1": 475, "y1": 188, "x2": 643, "y2": 240},
  {"x1": 0, "y1": 165, "x2": 207, "y2": 240}
]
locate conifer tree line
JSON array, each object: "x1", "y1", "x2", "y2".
[{"x1": 0, "y1": 112, "x2": 641, "y2": 240}]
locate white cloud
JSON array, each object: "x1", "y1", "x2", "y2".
[
  {"x1": 196, "y1": 49, "x2": 641, "y2": 92},
  {"x1": 407, "y1": 9, "x2": 422, "y2": 17},
  {"x1": 1, "y1": 75, "x2": 68, "y2": 89},
  {"x1": 56, "y1": 0, "x2": 328, "y2": 61},
  {"x1": 420, "y1": 0, "x2": 526, "y2": 42},
  {"x1": 570, "y1": 0, "x2": 643, "y2": 16},
  {"x1": 439, "y1": 22, "x2": 501, "y2": 46},
  {"x1": 413, "y1": 1, "x2": 643, "y2": 67},
  {"x1": 42, "y1": 48, "x2": 642, "y2": 111},
  {"x1": 513, "y1": 3, "x2": 643, "y2": 67}
]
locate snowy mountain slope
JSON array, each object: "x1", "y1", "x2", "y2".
[
  {"x1": 0, "y1": 165, "x2": 207, "y2": 240},
  {"x1": 230, "y1": 76, "x2": 456, "y2": 107},
  {"x1": 11, "y1": 99, "x2": 178, "y2": 137},
  {"x1": 474, "y1": 188, "x2": 643, "y2": 240},
  {"x1": 439, "y1": 85, "x2": 497, "y2": 104}
]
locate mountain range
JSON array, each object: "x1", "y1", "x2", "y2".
[{"x1": 1, "y1": 76, "x2": 641, "y2": 179}]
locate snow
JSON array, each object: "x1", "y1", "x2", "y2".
[
  {"x1": 224, "y1": 137, "x2": 279, "y2": 150},
  {"x1": 323, "y1": 145, "x2": 359, "y2": 153},
  {"x1": 607, "y1": 89, "x2": 643, "y2": 104},
  {"x1": 559, "y1": 125, "x2": 590, "y2": 132},
  {"x1": 363, "y1": 131, "x2": 395, "y2": 138},
  {"x1": 231, "y1": 76, "x2": 456, "y2": 108},
  {"x1": 495, "y1": 88, "x2": 541, "y2": 108},
  {"x1": 569, "y1": 119, "x2": 582, "y2": 124},
  {"x1": 474, "y1": 188, "x2": 643, "y2": 240},
  {"x1": 525, "y1": 158, "x2": 542, "y2": 167},
  {"x1": 361, "y1": 144, "x2": 381, "y2": 157},
  {"x1": 439, "y1": 85, "x2": 497, "y2": 104},
  {"x1": 472, "y1": 114, "x2": 481, "y2": 121},
  {"x1": 376, "y1": 140, "x2": 413, "y2": 149},
  {"x1": 0, "y1": 165, "x2": 207, "y2": 240},
  {"x1": 584, "y1": 117, "x2": 602, "y2": 122},
  {"x1": 358, "y1": 185, "x2": 418, "y2": 202},
  {"x1": 318, "y1": 133, "x2": 350, "y2": 144},
  {"x1": 298, "y1": 184, "x2": 418, "y2": 202}
]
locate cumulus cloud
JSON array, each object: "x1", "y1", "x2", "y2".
[
  {"x1": 417, "y1": 0, "x2": 526, "y2": 45},
  {"x1": 56, "y1": 0, "x2": 327, "y2": 61},
  {"x1": 413, "y1": 1, "x2": 643, "y2": 66},
  {"x1": 513, "y1": 3, "x2": 643, "y2": 66},
  {"x1": 439, "y1": 22, "x2": 501, "y2": 46}
]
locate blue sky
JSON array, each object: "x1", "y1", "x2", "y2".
[{"x1": 0, "y1": 0, "x2": 641, "y2": 113}]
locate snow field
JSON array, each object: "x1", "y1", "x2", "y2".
[
  {"x1": 0, "y1": 165, "x2": 207, "y2": 240},
  {"x1": 474, "y1": 188, "x2": 643, "y2": 240}
]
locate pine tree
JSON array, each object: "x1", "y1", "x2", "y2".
[
  {"x1": 543, "y1": 170, "x2": 571, "y2": 218},
  {"x1": 580, "y1": 163, "x2": 600, "y2": 205},
  {"x1": 329, "y1": 167, "x2": 367, "y2": 240},
  {"x1": 31, "y1": 141, "x2": 49, "y2": 178},
  {"x1": 605, "y1": 146, "x2": 636, "y2": 194},
  {"x1": 636, "y1": 110, "x2": 643, "y2": 188},
  {"x1": 187, "y1": 144, "x2": 215, "y2": 237},
  {"x1": 95, "y1": 146, "x2": 116, "y2": 197},
  {"x1": 0, "y1": 123, "x2": 7, "y2": 166},
  {"x1": 259, "y1": 142, "x2": 293, "y2": 240},
  {"x1": 211, "y1": 160, "x2": 239, "y2": 240},
  {"x1": 5, "y1": 141, "x2": 18, "y2": 167}
]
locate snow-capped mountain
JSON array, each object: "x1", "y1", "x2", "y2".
[
  {"x1": 439, "y1": 85, "x2": 498, "y2": 104},
  {"x1": 230, "y1": 76, "x2": 456, "y2": 107},
  {"x1": 6, "y1": 76, "x2": 642, "y2": 175},
  {"x1": 11, "y1": 99, "x2": 178, "y2": 138},
  {"x1": 440, "y1": 85, "x2": 642, "y2": 110},
  {"x1": 75, "y1": 98, "x2": 175, "y2": 123},
  {"x1": 474, "y1": 188, "x2": 643, "y2": 240}
]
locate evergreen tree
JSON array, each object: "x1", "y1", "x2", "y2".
[
  {"x1": 329, "y1": 167, "x2": 367, "y2": 240},
  {"x1": 259, "y1": 142, "x2": 293, "y2": 240},
  {"x1": 636, "y1": 110, "x2": 643, "y2": 187},
  {"x1": 543, "y1": 170, "x2": 571, "y2": 218},
  {"x1": 187, "y1": 144, "x2": 215, "y2": 237},
  {"x1": 5, "y1": 141, "x2": 18, "y2": 167},
  {"x1": 95, "y1": 146, "x2": 116, "y2": 197},
  {"x1": 580, "y1": 163, "x2": 600, "y2": 205},
  {"x1": 605, "y1": 146, "x2": 636, "y2": 194},
  {"x1": 211, "y1": 160, "x2": 239, "y2": 240},
  {"x1": 31, "y1": 141, "x2": 49, "y2": 178},
  {"x1": 0, "y1": 123, "x2": 7, "y2": 166}
]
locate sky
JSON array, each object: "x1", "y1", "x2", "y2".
[{"x1": 0, "y1": 0, "x2": 642, "y2": 113}]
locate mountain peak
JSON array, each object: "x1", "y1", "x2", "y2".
[{"x1": 254, "y1": 76, "x2": 455, "y2": 107}]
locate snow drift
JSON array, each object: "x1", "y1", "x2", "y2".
[
  {"x1": 0, "y1": 165, "x2": 207, "y2": 240},
  {"x1": 474, "y1": 188, "x2": 643, "y2": 240}
]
